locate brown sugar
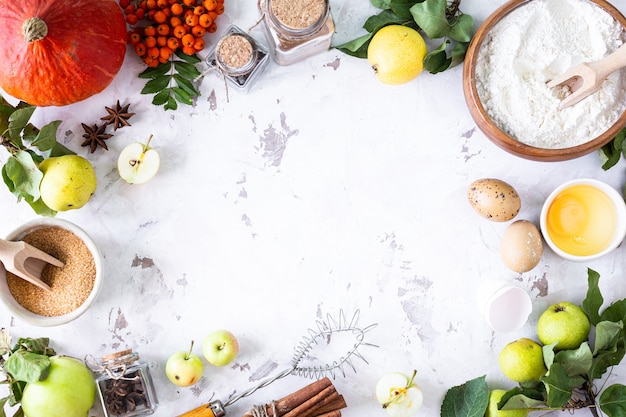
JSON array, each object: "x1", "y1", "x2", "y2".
[
  {"x1": 6, "y1": 226, "x2": 96, "y2": 316},
  {"x1": 218, "y1": 34, "x2": 254, "y2": 69},
  {"x1": 271, "y1": 0, "x2": 325, "y2": 30}
]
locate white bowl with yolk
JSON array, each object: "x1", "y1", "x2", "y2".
[{"x1": 540, "y1": 179, "x2": 626, "y2": 262}]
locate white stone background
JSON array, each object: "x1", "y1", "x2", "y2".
[{"x1": 2, "y1": 0, "x2": 626, "y2": 416}]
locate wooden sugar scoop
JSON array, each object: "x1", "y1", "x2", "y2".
[
  {"x1": 548, "y1": 43, "x2": 626, "y2": 110},
  {"x1": 0, "y1": 238, "x2": 64, "y2": 291}
]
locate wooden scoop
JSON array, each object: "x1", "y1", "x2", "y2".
[
  {"x1": 0, "y1": 238, "x2": 64, "y2": 291},
  {"x1": 548, "y1": 43, "x2": 626, "y2": 110}
]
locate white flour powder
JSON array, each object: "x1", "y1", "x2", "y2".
[{"x1": 475, "y1": 0, "x2": 626, "y2": 149}]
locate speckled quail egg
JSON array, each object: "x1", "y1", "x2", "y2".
[
  {"x1": 467, "y1": 178, "x2": 521, "y2": 222},
  {"x1": 501, "y1": 220, "x2": 544, "y2": 273}
]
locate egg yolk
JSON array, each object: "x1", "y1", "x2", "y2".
[{"x1": 546, "y1": 185, "x2": 617, "y2": 256}]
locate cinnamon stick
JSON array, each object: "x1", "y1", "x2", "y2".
[
  {"x1": 314, "y1": 412, "x2": 342, "y2": 417},
  {"x1": 282, "y1": 385, "x2": 346, "y2": 417}
]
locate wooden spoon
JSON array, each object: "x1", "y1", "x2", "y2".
[
  {"x1": 0, "y1": 238, "x2": 64, "y2": 291},
  {"x1": 548, "y1": 43, "x2": 626, "y2": 110}
]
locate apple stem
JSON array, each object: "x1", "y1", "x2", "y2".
[
  {"x1": 143, "y1": 134, "x2": 154, "y2": 152},
  {"x1": 407, "y1": 370, "x2": 417, "y2": 387},
  {"x1": 186, "y1": 340, "x2": 195, "y2": 360}
]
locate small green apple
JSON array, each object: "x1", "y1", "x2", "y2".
[
  {"x1": 202, "y1": 330, "x2": 239, "y2": 366},
  {"x1": 486, "y1": 389, "x2": 529, "y2": 417},
  {"x1": 498, "y1": 338, "x2": 547, "y2": 383},
  {"x1": 537, "y1": 302, "x2": 590, "y2": 351},
  {"x1": 39, "y1": 155, "x2": 97, "y2": 211},
  {"x1": 118, "y1": 135, "x2": 160, "y2": 184},
  {"x1": 375, "y1": 371, "x2": 423, "y2": 417},
  {"x1": 165, "y1": 341, "x2": 204, "y2": 387},
  {"x1": 21, "y1": 356, "x2": 96, "y2": 417}
]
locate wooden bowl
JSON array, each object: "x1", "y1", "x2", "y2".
[{"x1": 463, "y1": 0, "x2": 626, "y2": 162}]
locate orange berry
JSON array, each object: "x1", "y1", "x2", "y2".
[
  {"x1": 144, "y1": 25, "x2": 157, "y2": 37},
  {"x1": 170, "y1": 16, "x2": 183, "y2": 27},
  {"x1": 183, "y1": 0, "x2": 194, "y2": 6},
  {"x1": 135, "y1": 42, "x2": 147, "y2": 56},
  {"x1": 193, "y1": 37, "x2": 205, "y2": 51},
  {"x1": 198, "y1": 13, "x2": 212, "y2": 27},
  {"x1": 157, "y1": 0, "x2": 168, "y2": 7},
  {"x1": 215, "y1": 4, "x2": 224, "y2": 14},
  {"x1": 146, "y1": 0, "x2": 157, "y2": 8},
  {"x1": 181, "y1": 33, "x2": 195, "y2": 47},
  {"x1": 143, "y1": 56, "x2": 160, "y2": 67},
  {"x1": 208, "y1": 11, "x2": 217, "y2": 20},
  {"x1": 147, "y1": 46, "x2": 160, "y2": 59},
  {"x1": 203, "y1": 0, "x2": 217, "y2": 11},
  {"x1": 167, "y1": 37, "x2": 180, "y2": 50},
  {"x1": 159, "y1": 46, "x2": 173, "y2": 60},
  {"x1": 157, "y1": 35, "x2": 168, "y2": 46},
  {"x1": 181, "y1": 45, "x2": 196, "y2": 55},
  {"x1": 170, "y1": 3, "x2": 183, "y2": 15},
  {"x1": 185, "y1": 14, "x2": 198, "y2": 26},
  {"x1": 128, "y1": 31, "x2": 142, "y2": 44},
  {"x1": 136, "y1": 8, "x2": 146, "y2": 19},
  {"x1": 193, "y1": 6, "x2": 206, "y2": 15},
  {"x1": 207, "y1": 22, "x2": 217, "y2": 33},
  {"x1": 173, "y1": 25, "x2": 187, "y2": 38},
  {"x1": 126, "y1": 14, "x2": 138, "y2": 25},
  {"x1": 157, "y1": 23, "x2": 170, "y2": 35},
  {"x1": 153, "y1": 10, "x2": 167, "y2": 23},
  {"x1": 120, "y1": 0, "x2": 132, "y2": 8},
  {"x1": 191, "y1": 25, "x2": 205, "y2": 37},
  {"x1": 145, "y1": 36, "x2": 157, "y2": 47}
]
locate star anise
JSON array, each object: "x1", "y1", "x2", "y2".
[
  {"x1": 81, "y1": 123, "x2": 113, "y2": 153},
  {"x1": 101, "y1": 100, "x2": 135, "y2": 131}
]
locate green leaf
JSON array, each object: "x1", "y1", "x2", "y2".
[
  {"x1": 48, "y1": 141, "x2": 76, "y2": 158},
  {"x1": 450, "y1": 41, "x2": 469, "y2": 67},
  {"x1": 499, "y1": 386, "x2": 546, "y2": 409},
  {"x1": 7, "y1": 107, "x2": 35, "y2": 141},
  {"x1": 171, "y1": 87, "x2": 193, "y2": 105},
  {"x1": 14, "y1": 337, "x2": 54, "y2": 356},
  {"x1": 554, "y1": 342, "x2": 592, "y2": 376},
  {"x1": 0, "y1": 329, "x2": 10, "y2": 356},
  {"x1": 410, "y1": 0, "x2": 450, "y2": 39},
  {"x1": 4, "y1": 351, "x2": 51, "y2": 383},
  {"x1": 440, "y1": 375, "x2": 489, "y2": 417},
  {"x1": 173, "y1": 61, "x2": 201, "y2": 80},
  {"x1": 0, "y1": 396, "x2": 8, "y2": 417},
  {"x1": 582, "y1": 268, "x2": 603, "y2": 325},
  {"x1": 542, "y1": 342, "x2": 557, "y2": 369},
  {"x1": 390, "y1": 0, "x2": 417, "y2": 19},
  {"x1": 141, "y1": 76, "x2": 171, "y2": 94},
  {"x1": 151, "y1": 89, "x2": 171, "y2": 106},
  {"x1": 448, "y1": 13, "x2": 473, "y2": 43},
  {"x1": 600, "y1": 384, "x2": 626, "y2": 417},
  {"x1": 30, "y1": 120, "x2": 61, "y2": 152},
  {"x1": 175, "y1": 50, "x2": 201, "y2": 64},
  {"x1": 334, "y1": 33, "x2": 372, "y2": 58},
  {"x1": 164, "y1": 95, "x2": 178, "y2": 111},
  {"x1": 3, "y1": 151, "x2": 43, "y2": 201},
  {"x1": 138, "y1": 62, "x2": 172, "y2": 79},
  {"x1": 174, "y1": 74, "x2": 199, "y2": 96},
  {"x1": 600, "y1": 299, "x2": 626, "y2": 324},
  {"x1": 370, "y1": 0, "x2": 392, "y2": 9},
  {"x1": 589, "y1": 338, "x2": 626, "y2": 380},
  {"x1": 594, "y1": 320, "x2": 623, "y2": 355},
  {"x1": 363, "y1": 9, "x2": 408, "y2": 33},
  {"x1": 424, "y1": 40, "x2": 451, "y2": 73},
  {"x1": 541, "y1": 362, "x2": 585, "y2": 408}
]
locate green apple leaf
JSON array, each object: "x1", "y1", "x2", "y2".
[
  {"x1": 7, "y1": 106, "x2": 35, "y2": 142},
  {"x1": 334, "y1": 33, "x2": 372, "y2": 58},
  {"x1": 588, "y1": 338, "x2": 625, "y2": 380},
  {"x1": 582, "y1": 268, "x2": 603, "y2": 325},
  {"x1": 363, "y1": 9, "x2": 408, "y2": 33},
  {"x1": 600, "y1": 384, "x2": 626, "y2": 417},
  {"x1": 3, "y1": 351, "x2": 51, "y2": 384},
  {"x1": 424, "y1": 40, "x2": 451, "y2": 74},
  {"x1": 542, "y1": 342, "x2": 558, "y2": 369},
  {"x1": 410, "y1": 0, "x2": 449, "y2": 39},
  {"x1": 554, "y1": 342, "x2": 592, "y2": 376},
  {"x1": 593, "y1": 320, "x2": 623, "y2": 355},
  {"x1": 29, "y1": 120, "x2": 61, "y2": 152},
  {"x1": 499, "y1": 386, "x2": 546, "y2": 409},
  {"x1": 600, "y1": 299, "x2": 626, "y2": 325},
  {"x1": 448, "y1": 13, "x2": 473, "y2": 42},
  {"x1": 371, "y1": 0, "x2": 392, "y2": 9},
  {"x1": 440, "y1": 375, "x2": 489, "y2": 417},
  {"x1": 0, "y1": 329, "x2": 10, "y2": 356},
  {"x1": 390, "y1": 0, "x2": 417, "y2": 19},
  {"x1": 0, "y1": 397, "x2": 9, "y2": 417},
  {"x1": 542, "y1": 363, "x2": 585, "y2": 408},
  {"x1": 2, "y1": 151, "x2": 43, "y2": 202}
]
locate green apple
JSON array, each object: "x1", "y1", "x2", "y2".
[
  {"x1": 498, "y1": 338, "x2": 547, "y2": 383},
  {"x1": 39, "y1": 155, "x2": 97, "y2": 211},
  {"x1": 375, "y1": 371, "x2": 423, "y2": 417},
  {"x1": 537, "y1": 302, "x2": 590, "y2": 351},
  {"x1": 118, "y1": 135, "x2": 160, "y2": 184},
  {"x1": 165, "y1": 341, "x2": 204, "y2": 387},
  {"x1": 21, "y1": 355, "x2": 96, "y2": 417},
  {"x1": 202, "y1": 330, "x2": 239, "y2": 366},
  {"x1": 486, "y1": 389, "x2": 529, "y2": 417}
]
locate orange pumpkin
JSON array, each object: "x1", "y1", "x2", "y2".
[{"x1": 0, "y1": 0, "x2": 127, "y2": 106}]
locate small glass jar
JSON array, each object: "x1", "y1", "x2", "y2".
[
  {"x1": 206, "y1": 25, "x2": 270, "y2": 92},
  {"x1": 93, "y1": 350, "x2": 158, "y2": 417},
  {"x1": 258, "y1": 0, "x2": 335, "y2": 65}
]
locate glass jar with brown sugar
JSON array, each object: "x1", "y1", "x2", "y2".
[
  {"x1": 258, "y1": 0, "x2": 334, "y2": 65},
  {"x1": 206, "y1": 25, "x2": 270, "y2": 92}
]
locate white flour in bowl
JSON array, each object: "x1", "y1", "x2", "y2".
[{"x1": 475, "y1": 0, "x2": 626, "y2": 149}]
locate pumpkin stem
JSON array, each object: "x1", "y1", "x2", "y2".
[{"x1": 22, "y1": 17, "x2": 48, "y2": 42}]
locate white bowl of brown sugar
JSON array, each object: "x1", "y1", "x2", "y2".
[{"x1": 0, "y1": 218, "x2": 103, "y2": 327}]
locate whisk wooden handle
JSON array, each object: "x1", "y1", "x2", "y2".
[{"x1": 177, "y1": 403, "x2": 222, "y2": 417}]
